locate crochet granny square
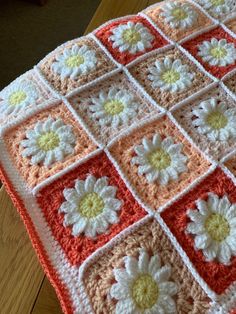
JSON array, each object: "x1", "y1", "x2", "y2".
[{"x1": 1, "y1": 1, "x2": 236, "y2": 313}]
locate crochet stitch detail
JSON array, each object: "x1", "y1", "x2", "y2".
[{"x1": 2, "y1": 1, "x2": 236, "y2": 313}]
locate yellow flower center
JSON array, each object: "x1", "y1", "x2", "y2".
[
  {"x1": 206, "y1": 111, "x2": 228, "y2": 130},
  {"x1": 171, "y1": 8, "x2": 188, "y2": 20},
  {"x1": 65, "y1": 54, "x2": 84, "y2": 68},
  {"x1": 210, "y1": 47, "x2": 227, "y2": 59},
  {"x1": 132, "y1": 274, "x2": 159, "y2": 310},
  {"x1": 211, "y1": 0, "x2": 225, "y2": 6},
  {"x1": 205, "y1": 213, "x2": 230, "y2": 242},
  {"x1": 37, "y1": 132, "x2": 60, "y2": 151},
  {"x1": 78, "y1": 192, "x2": 104, "y2": 218},
  {"x1": 162, "y1": 70, "x2": 180, "y2": 84},
  {"x1": 123, "y1": 29, "x2": 141, "y2": 44},
  {"x1": 9, "y1": 91, "x2": 27, "y2": 106},
  {"x1": 103, "y1": 100, "x2": 124, "y2": 116},
  {"x1": 148, "y1": 149, "x2": 171, "y2": 170}
]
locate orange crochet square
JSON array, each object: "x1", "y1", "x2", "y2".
[
  {"x1": 95, "y1": 15, "x2": 169, "y2": 65},
  {"x1": 39, "y1": 37, "x2": 117, "y2": 96},
  {"x1": 129, "y1": 46, "x2": 212, "y2": 110},
  {"x1": 161, "y1": 167, "x2": 236, "y2": 294},
  {"x1": 182, "y1": 26, "x2": 236, "y2": 79},
  {"x1": 4, "y1": 102, "x2": 97, "y2": 188},
  {"x1": 68, "y1": 71, "x2": 160, "y2": 145},
  {"x1": 82, "y1": 218, "x2": 210, "y2": 313},
  {"x1": 36, "y1": 152, "x2": 146, "y2": 266},
  {"x1": 108, "y1": 115, "x2": 211, "y2": 209},
  {"x1": 145, "y1": 0, "x2": 213, "y2": 42}
]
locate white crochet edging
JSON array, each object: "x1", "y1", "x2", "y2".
[
  {"x1": 0, "y1": 137, "x2": 94, "y2": 314},
  {"x1": 122, "y1": 67, "x2": 166, "y2": 113},
  {"x1": 138, "y1": 12, "x2": 174, "y2": 45},
  {"x1": 170, "y1": 81, "x2": 218, "y2": 112},
  {"x1": 157, "y1": 164, "x2": 217, "y2": 213},
  {"x1": 104, "y1": 148, "x2": 155, "y2": 216},
  {"x1": 78, "y1": 216, "x2": 151, "y2": 280},
  {"x1": 167, "y1": 112, "x2": 216, "y2": 165},
  {"x1": 66, "y1": 67, "x2": 122, "y2": 98},
  {"x1": 32, "y1": 148, "x2": 103, "y2": 195},
  {"x1": 155, "y1": 214, "x2": 218, "y2": 301}
]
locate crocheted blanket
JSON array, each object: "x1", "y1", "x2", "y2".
[{"x1": 1, "y1": 0, "x2": 236, "y2": 313}]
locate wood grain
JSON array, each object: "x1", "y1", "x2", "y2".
[
  {"x1": 0, "y1": 1, "x2": 160, "y2": 313},
  {"x1": 0, "y1": 186, "x2": 44, "y2": 314}
]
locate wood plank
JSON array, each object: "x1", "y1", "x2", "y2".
[
  {"x1": 1, "y1": 1, "x2": 161, "y2": 313},
  {"x1": 0, "y1": 186, "x2": 44, "y2": 314},
  {"x1": 31, "y1": 277, "x2": 63, "y2": 314},
  {"x1": 85, "y1": 0, "x2": 158, "y2": 34}
]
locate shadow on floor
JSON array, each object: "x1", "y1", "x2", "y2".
[{"x1": 0, "y1": 0, "x2": 101, "y2": 89}]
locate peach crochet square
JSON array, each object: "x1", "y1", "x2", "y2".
[
  {"x1": 182, "y1": 26, "x2": 236, "y2": 79},
  {"x1": 36, "y1": 152, "x2": 146, "y2": 266},
  {"x1": 95, "y1": 15, "x2": 169, "y2": 65},
  {"x1": 83, "y1": 218, "x2": 210, "y2": 314},
  {"x1": 173, "y1": 84, "x2": 236, "y2": 160},
  {"x1": 161, "y1": 167, "x2": 236, "y2": 294},
  {"x1": 223, "y1": 71, "x2": 236, "y2": 95},
  {"x1": 108, "y1": 115, "x2": 211, "y2": 210},
  {"x1": 39, "y1": 37, "x2": 117, "y2": 96},
  {"x1": 224, "y1": 155, "x2": 236, "y2": 178},
  {"x1": 0, "y1": 69, "x2": 53, "y2": 125},
  {"x1": 145, "y1": 0, "x2": 213, "y2": 42},
  {"x1": 129, "y1": 46, "x2": 212, "y2": 110},
  {"x1": 225, "y1": 19, "x2": 236, "y2": 33},
  {"x1": 3, "y1": 102, "x2": 97, "y2": 187},
  {"x1": 68, "y1": 71, "x2": 160, "y2": 145}
]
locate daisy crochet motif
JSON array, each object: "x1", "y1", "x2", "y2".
[
  {"x1": 187, "y1": 193, "x2": 236, "y2": 265},
  {"x1": 160, "y1": 1, "x2": 197, "y2": 29},
  {"x1": 110, "y1": 249, "x2": 178, "y2": 314},
  {"x1": 148, "y1": 56, "x2": 194, "y2": 92},
  {"x1": 131, "y1": 133, "x2": 188, "y2": 185},
  {"x1": 59, "y1": 175, "x2": 122, "y2": 238},
  {"x1": 109, "y1": 21, "x2": 154, "y2": 54},
  {"x1": 51, "y1": 44, "x2": 97, "y2": 79},
  {"x1": 198, "y1": 38, "x2": 236, "y2": 67},
  {"x1": 196, "y1": 0, "x2": 236, "y2": 18},
  {"x1": 0, "y1": 79, "x2": 39, "y2": 117},
  {"x1": 21, "y1": 117, "x2": 76, "y2": 167},
  {"x1": 90, "y1": 87, "x2": 139, "y2": 127},
  {"x1": 3, "y1": 1, "x2": 236, "y2": 313}
]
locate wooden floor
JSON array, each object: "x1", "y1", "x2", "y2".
[{"x1": 0, "y1": 0, "x2": 159, "y2": 313}]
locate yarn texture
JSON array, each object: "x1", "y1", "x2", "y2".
[{"x1": 1, "y1": 0, "x2": 236, "y2": 313}]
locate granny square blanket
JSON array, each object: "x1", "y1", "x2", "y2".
[{"x1": 2, "y1": 1, "x2": 236, "y2": 313}]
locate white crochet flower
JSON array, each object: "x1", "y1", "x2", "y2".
[
  {"x1": 109, "y1": 21, "x2": 154, "y2": 54},
  {"x1": 196, "y1": 0, "x2": 234, "y2": 18},
  {"x1": 21, "y1": 117, "x2": 76, "y2": 167},
  {"x1": 187, "y1": 193, "x2": 236, "y2": 265},
  {"x1": 110, "y1": 249, "x2": 178, "y2": 314},
  {"x1": 0, "y1": 80, "x2": 39, "y2": 117},
  {"x1": 192, "y1": 98, "x2": 236, "y2": 141},
  {"x1": 89, "y1": 87, "x2": 139, "y2": 128},
  {"x1": 59, "y1": 175, "x2": 122, "y2": 238},
  {"x1": 131, "y1": 133, "x2": 188, "y2": 185},
  {"x1": 160, "y1": 1, "x2": 197, "y2": 29},
  {"x1": 198, "y1": 38, "x2": 236, "y2": 67},
  {"x1": 51, "y1": 44, "x2": 97, "y2": 80},
  {"x1": 148, "y1": 57, "x2": 194, "y2": 93}
]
